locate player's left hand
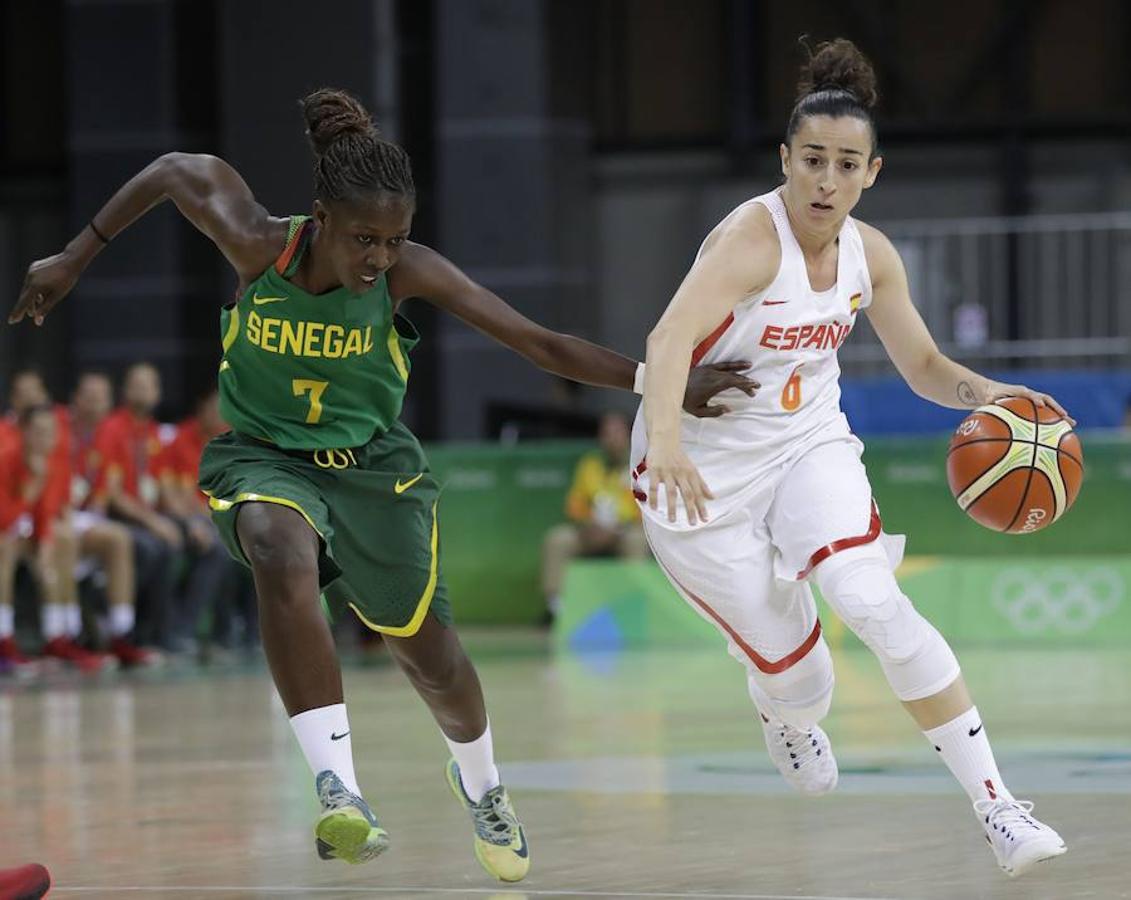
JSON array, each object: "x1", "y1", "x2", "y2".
[
  {"x1": 683, "y1": 360, "x2": 759, "y2": 418},
  {"x1": 9, "y1": 250, "x2": 84, "y2": 326},
  {"x1": 986, "y1": 382, "x2": 1076, "y2": 426}
]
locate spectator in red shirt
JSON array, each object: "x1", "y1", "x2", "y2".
[
  {"x1": 65, "y1": 371, "x2": 154, "y2": 666},
  {"x1": 159, "y1": 388, "x2": 228, "y2": 516},
  {"x1": 0, "y1": 405, "x2": 103, "y2": 673},
  {"x1": 156, "y1": 386, "x2": 245, "y2": 653},
  {"x1": 69, "y1": 371, "x2": 113, "y2": 508},
  {"x1": 1, "y1": 369, "x2": 60, "y2": 457},
  {"x1": 87, "y1": 363, "x2": 180, "y2": 649}
]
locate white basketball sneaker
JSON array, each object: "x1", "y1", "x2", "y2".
[
  {"x1": 758, "y1": 712, "x2": 838, "y2": 795},
  {"x1": 974, "y1": 798, "x2": 1067, "y2": 877}
]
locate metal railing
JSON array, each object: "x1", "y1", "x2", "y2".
[{"x1": 843, "y1": 211, "x2": 1131, "y2": 374}]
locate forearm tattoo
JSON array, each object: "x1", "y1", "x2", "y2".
[{"x1": 957, "y1": 381, "x2": 980, "y2": 406}]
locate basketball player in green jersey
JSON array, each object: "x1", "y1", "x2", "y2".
[{"x1": 10, "y1": 89, "x2": 756, "y2": 882}]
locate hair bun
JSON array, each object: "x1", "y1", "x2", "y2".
[
  {"x1": 797, "y1": 38, "x2": 878, "y2": 110},
  {"x1": 300, "y1": 88, "x2": 377, "y2": 156}
]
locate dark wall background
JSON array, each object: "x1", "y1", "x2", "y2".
[{"x1": 1, "y1": 0, "x2": 1127, "y2": 434}]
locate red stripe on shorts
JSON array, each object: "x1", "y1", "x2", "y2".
[
  {"x1": 656, "y1": 557, "x2": 822, "y2": 674},
  {"x1": 795, "y1": 500, "x2": 883, "y2": 580}
]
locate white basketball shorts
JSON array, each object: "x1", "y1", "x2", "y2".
[{"x1": 642, "y1": 436, "x2": 904, "y2": 675}]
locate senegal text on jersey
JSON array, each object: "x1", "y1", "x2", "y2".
[{"x1": 245, "y1": 310, "x2": 375, "y2": 359}]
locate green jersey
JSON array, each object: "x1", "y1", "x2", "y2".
[{"x1": 217, "y1": 216, "x2": 418, "y2": 450}]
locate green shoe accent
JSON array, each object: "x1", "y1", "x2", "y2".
[
  {"x1": 446, "y1": 758, "x2": 530, "y2": 883},
  {"x1": 315, "y1": 808, "x2": 389, "y2": 864},
  {"x1": 313, "y1": 770, "x2": 389, "y2": 864}
]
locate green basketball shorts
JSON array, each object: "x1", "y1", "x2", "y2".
[{"x1": 198, "y1": 420, "x2": 450, "y2": 636}]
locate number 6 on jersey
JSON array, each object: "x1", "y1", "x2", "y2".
[
  {"x1": 293, "y1": 378, "x2": 329, "y2": 424},
  {"x1": 780, "y1": 365, "x2": 803, "y2": 412}
]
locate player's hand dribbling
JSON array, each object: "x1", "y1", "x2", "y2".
[
  {"x1": 9, "y1": 251, "x2": 84, "y2": 326},
  {"x1": 646, "y1": 442, "x2": 714, "y2": 526},
  {"x1": 683, "y1": 361, "x2": 760, "y2": 418},
  {"x1": 984, "y1": 382, "x2": 1076, "y2": 427}
]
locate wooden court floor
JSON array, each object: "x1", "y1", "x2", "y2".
[{"x1": 1, "y1": 633, "x2": 1128, "y2": 900}]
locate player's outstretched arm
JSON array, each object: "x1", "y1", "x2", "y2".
[
  {"x1": 642, "y1": 209, "x2": 779, "y2": 524},
  {"x1": 388, "y1": 242, "x2": 758, "y2": 415},
  {"x1": 9, "y1": 153, "x2": 281, "y2": 326},
  {"x1": 861, "y1": 225, "x2": 1074, "y2": 423}
]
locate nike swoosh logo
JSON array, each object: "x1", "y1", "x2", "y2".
[
  {"x1": 331, "y1": 731, "x2": 350, "y2": 741},
  {"x1": 512, "y1": 825, "x2": 529, "y2": 859},
  {"x1": 969, "y1": 724, "x2": 984, "y2": 737},
  {"x1": 763, "y1": 299, "x2": 789, "y2": 306},
  {"x1": 253, "y1": 293, "x2": 288, "y2": 305},
  {"x1": 394, "y1": 473, "x2": 424, "y2": 494}
]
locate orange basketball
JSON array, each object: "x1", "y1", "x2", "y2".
[{"x1": 946, "y1": 396, "x2": 1083, "y2": 534}]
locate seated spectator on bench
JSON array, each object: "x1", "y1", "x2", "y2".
[{"x1": 541, "y1": 411, "x2": 647, "y2": 623}]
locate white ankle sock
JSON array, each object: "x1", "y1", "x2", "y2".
[
  {"x1": 42, "y1": 604, "x2": 68, "y2": 640},
  {"x1": 924, "y1": 706, "x2": 1012, "y2": 803},
  {"x1": 444, "y1": 721, "x2": 500, "y2": 803},
  {"x1": 0, "y1": 604, "x2": 13, "y2": 639},
  {"x1": 289, "y1": 704, "x2": 360, "y2": 795},
  {"x1": 109, "y1": 604, "x2": 135, "y2": 638}
]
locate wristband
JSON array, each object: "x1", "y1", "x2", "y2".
[
  {"x1": 632, "y1": 362, "x2": 646, "y2": 395},
  {"x1": 89, "y1": 219, "x2": 111, "y2": 244}
]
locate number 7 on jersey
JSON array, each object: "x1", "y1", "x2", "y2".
[{"x1": 293, "y1": 379, "x2": 329, "y2": 424}]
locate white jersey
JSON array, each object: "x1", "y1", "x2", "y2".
[{"x1": 632, "y1": 187, "x2": 874, "y2": 528}]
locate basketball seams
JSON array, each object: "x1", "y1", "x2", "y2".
[
  {"x1": 1002, "y1": 447, "x2": 1038, "y2": 532},
  {"x1": 980, "y1": 404, "x2": 1037, "y2": 442},
  {"x1": 945, "y1": 436, "x2": 1015, "y2": 457},
  {"x1": 964, "y1": 468, "x2": 1027, "y2": 532},
  {"x1": 1034, "y1": 446, "x2": 1067, "y2": 521},
  {"x1": 1055, "y1": 444, "x2": 1083, "y2": 468},
  {"x1": 1057, "y1": 450, "x2": 1084, "y2": 508},
  {"x1": 954, "y1": 440, "x2": 1033, "y2": 511},
  {"x1": 948, "y1": 397, "x2": 1080, "y2": 534}
]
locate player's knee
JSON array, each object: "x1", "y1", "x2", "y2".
[
  {"x1": 877, "y1": 621, "x2": 961, "y2": 701},
  {"x1": 397, "y1": 645, "x2": 463, "y2": 694},
  {"x1": 815, "y1": 547, "x2": 928, "y2": 664},
  {"x1": 749, "y1": 637, "x2": 834, "y2": 729},
  {"x1": 815, "y1": 546, "x2": 961, "y2": 700},
  {"x1": 236, "y1": 505, "x2": 319, "y2": 585}
]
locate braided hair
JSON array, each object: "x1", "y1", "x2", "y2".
[
  {"x1": 299, "y1": 88, "x2": 415, "y2": 204},
  {"x1": 786, "y1": 38, "x2": 880, "y2": 159}
]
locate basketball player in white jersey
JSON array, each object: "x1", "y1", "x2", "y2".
[{"x1": 631, "y1": 38, "x2": 1072, "y2": 878}]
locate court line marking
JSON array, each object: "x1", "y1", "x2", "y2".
[{"x1": 52, "y1": 887, "x2": 893, "y2": 899}]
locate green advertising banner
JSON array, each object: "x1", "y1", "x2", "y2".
[
  {"x1": 555, "y1": 556, "x2": 1131, "y2": 651},
  {"x1": 426, "y1": 435, "x2": 1131, "y2": 624}
]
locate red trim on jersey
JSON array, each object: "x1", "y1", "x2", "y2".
[
  {"x1": 795, "y1": 500, "x2": 883, "y2": 580},
  {"x1": 657, "y1": 556, "x2": 822, "y2": 674},
  {"x1": 690, "y1": 313, "x2": 735, "y2": 366},
  {"x1": 274, "y1": 220, "x2": 309, "y2": 275}
]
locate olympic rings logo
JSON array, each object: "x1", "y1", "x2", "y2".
[
  {"x1": 313, "y1": 448, "x2": 358, "y2": 470},
  {"x1": 991, "y1": 566, "x2": 1124, "y2": 634}
]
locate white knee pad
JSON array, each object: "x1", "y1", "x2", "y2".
[
  {"x1": 746, "y1": 636, "x2": 835, "y2": 729},
  {"x1": 815, "y1": 545, "x2": 960, "y2": 701}
]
